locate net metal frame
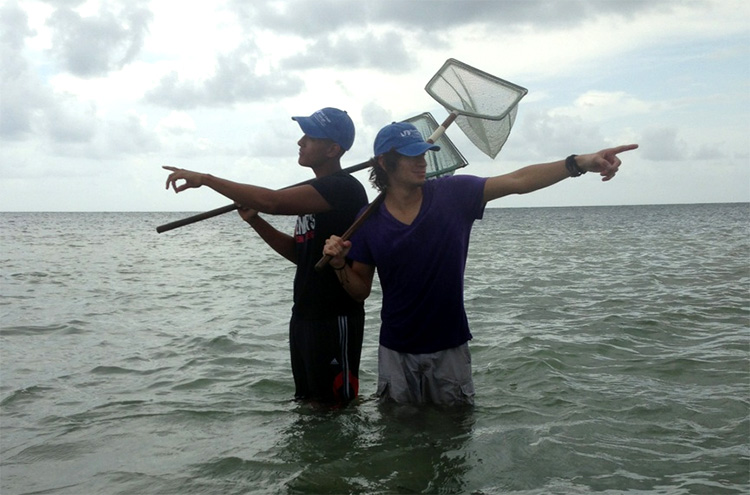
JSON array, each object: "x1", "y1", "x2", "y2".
[
  {"x1": 404, "y1": 112, "x2": 468, "y2": 179},
  {"x1": 425, "y1": 58, "x2": 528, "y2": 159}
]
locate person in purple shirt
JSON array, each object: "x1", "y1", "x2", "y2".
[{"x1": 323, "y1": 121, "x2": 638, "y2": 406}]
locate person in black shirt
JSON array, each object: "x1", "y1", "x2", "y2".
[{"x1": 164, "y1": 108, "x2": 368, "y2": 404}]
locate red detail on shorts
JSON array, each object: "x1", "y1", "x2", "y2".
[{"x1": 333, "y1": 371, "x2": 359, "y2": 402}]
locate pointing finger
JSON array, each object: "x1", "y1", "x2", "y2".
[{"x1": 610, "y1": 144, "x2": 639, "y2": 155}]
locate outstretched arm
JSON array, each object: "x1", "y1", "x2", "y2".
[
  {"x1": 163, "y1": 166, "x2": 331, "y2": 215},
  {"x1": 238, "y1": 207, "x2": 297, "y2": 264},
  {"x1": 483, "y1": 144, "x2": 638, "y2": 203},
  {"x1": 322, "y1": 235, "x2": 375, "y2": 302}
]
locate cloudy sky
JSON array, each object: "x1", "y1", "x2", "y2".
[{"x1": 2, "y1": 0, "x2": 748, "y2": 212}]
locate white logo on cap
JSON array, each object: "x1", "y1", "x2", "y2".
[{"x1": 313, "y1": 111, "x2": 331, "y2": 127}]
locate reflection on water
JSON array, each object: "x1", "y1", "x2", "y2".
[{"x1": 279, "y1": 400, "x2": 476, "y2": 494}]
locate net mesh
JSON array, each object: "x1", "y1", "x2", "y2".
[
  {"x1": 404, "y1": 113, "x2": 468, "y2": 179},
  {"x1": 425, "y1": 58, "x2": 527, "y2": 159}
]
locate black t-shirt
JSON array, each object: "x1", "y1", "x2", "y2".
[{"x1": 292, "y1": 171, "x2": 368, "y2": 319}]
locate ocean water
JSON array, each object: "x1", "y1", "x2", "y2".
[{"x1": 1, "y1": 203, "x2": 748, "y2": 495}]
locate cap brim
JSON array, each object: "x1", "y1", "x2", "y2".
[
  {"x1": 292, "y1": 116, "x2": 327, "y2": 140},
  {"x1": 395, "y1": 142, "x2": 441, "y2": 157}
]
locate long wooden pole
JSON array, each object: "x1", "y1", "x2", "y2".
[{"x1": 156, "y1": 160, "x2": 372, "y2": 233}]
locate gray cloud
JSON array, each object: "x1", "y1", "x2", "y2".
[
  {"x1": 693, "y1": 142, "x2": 726, "y2": 160},
  {"x1": 105, "y1": 113, "x2": 160, "y2": 155},
  {"x1": 233, "y1": 0, "x2": 675, "y2": 36},
  {"x1": 39, "y1": 0, "x2": 88, "y2": 8},
  {"x1": 640, "y1": 127, "x2": 687, "y2": 161},
  {"x1": 44, "y1": 97, "x2": 97, "y2": 143},
  {"x1": 224, "y1": 0, "x2": 681, "y2": 79},
  {"x1": 145, "y1": 42, "x2": 305, "y2": 109},
  {"x1": 230, "y1": 1, "x2": 368, "y2": 36},
  {"x1": 0, "y1": 1, "x2": 33, "y2": 49},
  {"x1": 0, "y1": 2, "x2": 52, "y2": 139},
  {"x1": 141, "y1": 0, "x2": 687, "y2": 110},
  {"x1": 41, "y1": 112, "x2": 161, "y2": 160},
  {"x1": 46, "y1": 2, "x2": 152, "y2": 77},
  {"x1": 514, "y1": 108, "x2": 606, "y2": 159},
  {"x1": 1, "y1": 3, "x2": 105, "y2": 146},
  {"x1": 0, "y1": 69, "x2": 46, "y2": 138},
  {"x1": 0, "y1": 2, "x2": 158, "y2": 156},
  {"x1": 361, "y1": 101, "x2": 394, "y2": 129},
  {"x1": 281, "y1": 31, "x2": 414, "y2": 72}
]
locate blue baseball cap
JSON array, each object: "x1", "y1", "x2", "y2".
[
  {"x1": 373, "y1": 122, "x2": 440, "y2": 157},
  {"x1": 292, "y1": 107, "x2": 355, "y2": 151}
]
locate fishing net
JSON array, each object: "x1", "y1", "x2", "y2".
[
  {"x1": 404, "y1": 112, "x2": 468, "y2": 179},
  {"x1": 425, "y1": 58, "x2": 528, "y2": 159}
]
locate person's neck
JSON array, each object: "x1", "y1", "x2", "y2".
[
  {"x1": 311, "y1": 159, "x2": 342, "y2": 179},
  {"x1": 384, "y1": 183, "x2": 423, "y2": 225}
]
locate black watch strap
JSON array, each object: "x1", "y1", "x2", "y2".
[{"x1": 565, "y1": 154, "x2": 586, "y2": 177}]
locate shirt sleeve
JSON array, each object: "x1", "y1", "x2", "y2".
[
  {"x1": 435, "y1": 175, "x2": 488, "y2": 221},
  {"x1": 311, "y1": 173, "x2": 359, "y2": 211}
]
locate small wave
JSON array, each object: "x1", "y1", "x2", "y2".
[
  {"x1": 10, "y1": 440, "x2": 92, "y2": 463},
  {"x1": 0, "y1": 321, "x2": 88, "y2": 336},
  {"x1": 190, "y1": 455, "x2": 300, "y2": 491},
  {"x1": 171, "y1": 377, "x2": 230, "y2": 391},
  {"x1": 1, "y1": 385, "x2": 54, "y2": 407},
  {"x1": 90, "y1": 365, "x2": 168, "y2": 376}
]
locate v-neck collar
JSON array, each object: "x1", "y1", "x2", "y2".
[{"x1": 381, "y1": 184, "x2": 431, "y2": 227}]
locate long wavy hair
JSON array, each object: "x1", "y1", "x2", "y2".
[{"x1": 368, "y1": 150, "x2": 401, "y2": 192}]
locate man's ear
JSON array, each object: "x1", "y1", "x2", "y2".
[
  {"x1": 376, "y1": 155, "x2": 386, "y2": 170},
  {"x1": 326, "y1": 143, "x2": 343, "y2": 158}
]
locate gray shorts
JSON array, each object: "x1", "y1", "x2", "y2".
[{"x1": 376, "y1": 343, "x2": 475, "y2": 406}]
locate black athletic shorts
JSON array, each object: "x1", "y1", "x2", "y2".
[{"x1": 289, "y1": 311, "x2": 365, "y2": 403}]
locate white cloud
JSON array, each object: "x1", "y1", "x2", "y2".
[
  {"x1": 550, "y1": 91, "x2": 653, "y2": 122},
  {"x1": 1, "y1": 0, "x2": 748, "y2": 212},
  {"x1": 43, "y1": 94, "x2": 97, "y2": 142},
  {"x1": 157, "y1": 111, "x2": 196, "y2": 135}
]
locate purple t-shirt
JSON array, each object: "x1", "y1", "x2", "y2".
[{"x1": 348, "y1": 175, "x2": 487, "y2": 354}]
